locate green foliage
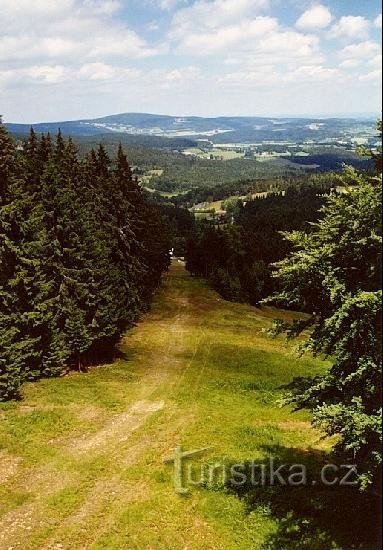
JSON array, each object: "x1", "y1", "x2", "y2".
[
  {"x1": 0, "y1": 122, "x2": 170, "y2": 399},
  {"x1": 357, "y1": 119, "x2": 382, "y2": 173},
  {"x1": 267, "y1": 167, "x2": 382, "y2": 490},
  {"x1": 185, "y1": 187, "x2": 327, "y2": 304}
]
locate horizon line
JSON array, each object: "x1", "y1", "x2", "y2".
[{"x1": 4, "y1": 111, "x2": 381, "y2": 126}]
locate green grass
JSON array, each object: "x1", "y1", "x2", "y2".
[
  {"x1": 183, "y1": 147, "x2": 245, "y2": 161},
  {"x1": 0, "y1": 264, "x2": 379, "y2": 548}
]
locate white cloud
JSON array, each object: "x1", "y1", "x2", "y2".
[
  {"x1": 359, "y1": 68, "x2": 382, "y2": 82},
  {"x1": 221, "y1": 63, "x2": 341, "y2": 87},
  {"x1": 0, "y1": 61, "x2": 201, "y2": 91},
  {"x1": 26, "y1": 65, "x2": 69, "y2": 83},
  {"x1": 0, "y1": 64, "x2": 69, "y2": 85},
  {"x1": 0, "y1": 0, "x2": 160, "y2": 65},
  {"x1": 175, "y1": 16, "x2": 278, "y2": 54},
  {"x1": 82, "y1": 0, "x2": 121, "y2": 15},
  {"x1": 339, "y1": 59, "x2": 361, "y2": 69},
  {"x1": 258, "y1": 30, "x2": 318, "y2": 57},
  {"x1": 373, "y1": 13, "x2": 382, "y2": 29},
  {"x1": 329, "y1": 16, "x2": 370, "y2": 40},
  {"x1": 368, "y1": 54, "x2": 382, "y2": 68},
  {"x1": 0, "y1": 0, "x2": 74, "y2": 21},
  {"x1": 292, "y1": 64, "x2": 340, "y2": 81},
  {"x1": 340, "y1": 40, "x2": 381, "y2": 60},
  {"x1": 295, "y1": 4, "x2": 332, "y2": 31},
  {"x1": 169, "y1": 1, "x2": 319, "y2": 61},
  {"x1": 220, "y1": 66, "x2": 279, "y2": 86},
  {"x1": 156, "y1": 0, "x2": 184, "y2": 10},
  {"x1": 155, "y1": 66, "x2": 202, "y2": 89},
  {"x1": 78, "y1": 63, "x2": 141, "y2": 81},
  {"x1": 167, "y1": 0, "x2": 328, "y2": 93},
  {"x1": 169, "y1": 0, "x2": 269, "y2": 39}
]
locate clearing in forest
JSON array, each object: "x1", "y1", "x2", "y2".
[{"x1": 0, "y1": 263, "x2": 376, "y2": 549}]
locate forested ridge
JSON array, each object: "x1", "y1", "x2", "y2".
[
  {"x1": 186, "y1": 186, "x2": 329, "y2": 304},
  {"x1": 0, "y1": 121, "x2": 170, "y2": 400}
]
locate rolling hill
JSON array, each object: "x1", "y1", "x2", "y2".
[{"x1": 5, "y1": 112, "x2": 377, "y2": 144}]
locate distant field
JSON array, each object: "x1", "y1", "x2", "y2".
[
  {"x1": 10, "y1": 130, "x2": 374, "y2": 195},
  {"x1": 183, "y1": 147, "x2": 245, "y2": 161},
  {"x1": 147, "y1": 169, "x2": 164, "y2": 176},
  {"x1": 201, "y1": 191, "x2": 276, "y2": 213}
]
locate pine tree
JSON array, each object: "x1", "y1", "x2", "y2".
[
  {"x1": 267, "y1": 167, "x2": 382, "y2": 490},
  {"x1": 0, "y1": 127, "x2": 171, "y2": 398},
  {"x1": 0, "y1": 121, "x2": 43, "y2": 396}
]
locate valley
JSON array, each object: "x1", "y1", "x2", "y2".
[{"x1": 8, "y1": 113, "x2": 376, "y2": 212}]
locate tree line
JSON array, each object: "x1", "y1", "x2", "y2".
[
  {"x1": 268, "y1": 165, "x2": 382, "y2": 491},
  {"x1": 0, "y1": 122, "x2": 170, "y2": 400},
  {"x1": 185, "y1": 186, "x2": 328, "y2": 304},
  {"x1": 186, "y1": 135, "x2": 382, "y2": 491}
]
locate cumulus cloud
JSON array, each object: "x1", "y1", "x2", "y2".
[
  {"x1": 155, "y1": 0, "x2": 184, "y2": 10},
  {"x1": 221, "y1": 63, "x2": 341, "y2": 88},
  {"x1": 174, "y1": 16, "x2": 279, "y2": 54},
  {"x1": 0, "y1": 61, "x2": 201, "y2": 92},
  {"x1": 78, "y1": 63, "x2": 141, "y2": 81},
  {"x1": 338, "y1": 43, "x2": 382, "y2": 73},
  {"x1": 359, "y1": 68, "x2": 382, "y2": 82},
  {"x1": 329, "y1": 16, "x2": 370, "y2": 40},
  {"x1": 1, "y1": 0, "x2": 381, "y2": 122},
  {"x1": 168, "y1": 0, "x2": 318, "y2": 62},
  {"x1": 292, "y1": 64, "x2": 340, "y2": 81},
  {"x1": 169, "y1": 0, "x2": 269, "y2": 39},
  {"x1": 220, "y1": 65, "x2": 279, "y2": 86},
  {"x1": 165, "y1": 0, "x2": 338, "y2": 96},
  {"x1": 368, "y1": 53, "x2": 382, "y2": 68},
  {"x1": 0, "y1": 64, "x2": 69, "y2": 86},
  {"x1": 0, "y1": 0, "x2": 161, "y2": 65},
  {"x1": 295, "y1": 4, "x2": 332, "y2": 31},
  {"x1": 373, "y1": 13, "x2": 382, "y2": 29},
  {"x1": 26, "y1": 65, "x2": 69, "y2": 84},
  {"x1": 340, "y1": 40, "x2": 381, "y2": 60},
  {"x1": 82, "y1": 0, "x2": 122, "y2": 14},
  {"x1": 339, "y1": 59, "x2": 361, "y2": 69}
]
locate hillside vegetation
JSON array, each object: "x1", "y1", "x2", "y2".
[
  {"x1": 0, "y1": 264, "x2": 379, "y2": 549},
  {"x1": 0, "y1": 124, "x2": 170, "y2": 399}
]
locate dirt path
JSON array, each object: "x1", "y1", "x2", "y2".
[
  {"x1": 0, "y1": 262, "x2": 329, "y2": 549},
  {"x1": 0, "y1": 264, "x2": 224, "y2": 549}
]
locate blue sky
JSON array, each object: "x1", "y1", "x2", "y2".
[{"x1": 0, "y1": 0, "x2": 381, "y2": 122}]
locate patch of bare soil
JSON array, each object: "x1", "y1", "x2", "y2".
[
  {"x1": 0, "y1": 451, "x2": 21, "y2": 484},
  {"x1": 68, "y1": 400, "x2": 165, "y2": 455},
  {"x1": 0, "y1": 503, "x2": 44, "y2": 548}
]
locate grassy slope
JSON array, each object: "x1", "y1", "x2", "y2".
[{"x1": 0, "y1": 264, "x2": 378, "y2": 549}]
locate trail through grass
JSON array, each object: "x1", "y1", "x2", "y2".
[{"x1": 0, "y1": 263, "x2": 378, "y2": 549}]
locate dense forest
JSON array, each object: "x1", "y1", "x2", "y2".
[
  {"x1": 10, "y1": 131, "x2": 374, "y2": 200},
  {"x1": 185, "y1": 187, "x2": 329, "y2": 304},
  {"x1": 268, "y1": 164, "x2": 382, "y2": 492},
  {"x1": 0, "y1": 122, "x2": 171, "y2": 400}
]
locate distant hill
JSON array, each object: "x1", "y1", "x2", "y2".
[{"x1": 5, "y1": 112, "x2": 377, "y2": 144}]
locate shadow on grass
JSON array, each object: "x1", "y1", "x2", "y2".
[{"x1": 225, "y1": 446, "x2": 382, "y2": 549}]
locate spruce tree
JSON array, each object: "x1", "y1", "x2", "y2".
[
  {"x1": 0, "y1": 127, "x2": 171, "y2": 398},
  {"x1": 267, "y1": 167, "x2": 382, "y2": 490}
]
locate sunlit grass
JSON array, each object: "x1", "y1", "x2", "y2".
[{"x1": 2, "y1": 263, "x2": 372, "y2": 549}]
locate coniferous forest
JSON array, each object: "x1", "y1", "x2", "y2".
[
  {"x1": 1, "y1": 0, "x2": 382, "y2": 544},
  {"x1": 0, "y1": 121, "x2": 170, "y2": 400},
  {"x1": 185, "y1": 187, "x2": 329, "y2": 304}
]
